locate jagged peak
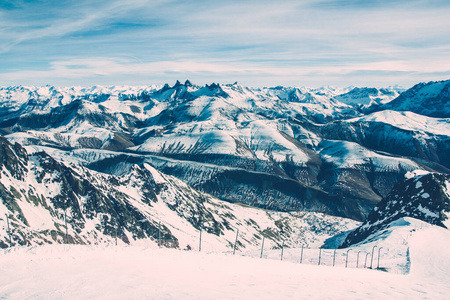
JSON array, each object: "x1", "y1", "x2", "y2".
[{"x1": 160, "y1": 83, "x2": 171, "y2": 92}]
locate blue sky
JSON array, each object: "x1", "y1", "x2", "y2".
[{"x1": 1, "y1": 0, "x2": 449, "y2": 88}]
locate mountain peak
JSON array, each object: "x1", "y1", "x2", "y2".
[
  {"x1": 381, "y1": 79, "x2": 450, "y2": 117},
  {"x1": 341, "y1": 172, "x2": 450, "y2": 247}
]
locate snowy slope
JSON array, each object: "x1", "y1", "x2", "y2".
[
  {"x1": 318, "y1": 139, "x2": 420, "y2": 171},
  {"x1": 0, "y1": 220, "x2": 449, "y2": 299},
  {"x1": 335, "y1": 86, "x2": 401, "y2": 108},
  {"x1": 320, "y1": 110, "x2": 450, "y2": 170},
  {"x1": 349, "y1": 110, "x2": 450, "y2": 136}
]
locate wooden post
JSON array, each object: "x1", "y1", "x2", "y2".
[
  {"x1": 281, "y1": 240, "x2": 285, "y2": 261},
  {"x1": 345, "y1": 249, "x2": 351, "y2": 268},
  {"x1": 198, "y1": 216, "x2": 202, "y2": 252},
  {"x1": 5, "y1": 214, "x2": 12, "y2": 247},
  {"x1": 377, "y1": 247, "x2": 383, "y2": 269},
  {"x1": 364, "y1": 252, "x2": 370, "y2": 268},
  {"x1": 158, "y1": 221, "x2": 161, "y2": 247},
  {"x1": 370, "y1": 246, "x2": 377, "y2": 269},
  {"x1": 233, "y1": 229, "x2": 239, "y2": 255},
  {"x1": 333, "y1": 249, "x2": 337, "y2": 267},
  {"x1": 357, "y1": 251, "x2": 364, "y2": 268},
  {"x1": 318, "y1": 248, "x2": 322, "y2": 265},
  {"x1": 64, "y1": 210, "x2": 68, "y2": 244},
  {"x1": 199, "y1": 228, "x2": 202, "y2": 252},
  {"x1": 300, "y1": 244, "x2": 304, "y2": 264},
  {"x1": 115, "y1": 219, "x2": 118, "y2": 246},
  {"x1": 260, "y1": 236, "x2": 265, "y2": 259}
]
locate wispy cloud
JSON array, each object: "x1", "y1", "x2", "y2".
[{"x1": 1, "y1": 0, "x2": 449, "y2": 87}]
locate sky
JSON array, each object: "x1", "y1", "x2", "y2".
[{"x1": 0, "y1": 0, "x2": 449, "y2": 88}]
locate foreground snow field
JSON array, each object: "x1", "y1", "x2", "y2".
[{"x1": 0, "y1": 219, "x2": 449, "y2": 299}]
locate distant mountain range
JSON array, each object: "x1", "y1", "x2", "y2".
[{"x1": 0, "y1": 79, "x2": 449, "y2": 248}]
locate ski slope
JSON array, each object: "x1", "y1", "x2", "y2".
[{"x1": 0, "y1": 218, "x2": 448, "y2": 299}]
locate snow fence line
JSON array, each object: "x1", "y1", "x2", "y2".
[
  {"x1": 2, "y1": 215, "x2": 391, "y2": 272},
  {"x1": 239, "y1": 242, "x2": 388, "y2": 271},
  {"x1": 2, "y1": 236, "x2": 390, "y2": 272}
]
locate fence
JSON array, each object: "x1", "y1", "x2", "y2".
[
  {"x1": 189, "y1": 229, "x2": 388, "y2": 270},
  {"x1": 0, "y1": 215, "x2": 389, "y2": 271},
  {"x1": 251, "y1": 244, "x2": 386, "y2": 270}
]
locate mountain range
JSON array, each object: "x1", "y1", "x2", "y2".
[{"x1": 0, "y1": 79, "x2": 449, "y2": 248}]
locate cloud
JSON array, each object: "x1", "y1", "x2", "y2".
[
  {"x1": 311, "y1": 0, "x2": 450, "y2": 10},
  {"x1": 1, "y1": 0, "x2": 449, "y2": 87},
  {"x1": 1, "y1": 56, "x2": 448, "y2": 89}
]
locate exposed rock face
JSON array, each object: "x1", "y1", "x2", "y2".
[
  {"x1": 341, "y1": 172, "x2": 450, "y2": 247},
  {"x1": 0, "y1": 135, "x2": 358, "y2": 249}
]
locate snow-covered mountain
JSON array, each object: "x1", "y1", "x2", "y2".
[
  {"x1": 381, "y1": 79, "x2": 450, "y2": 117},
  {"x1": 0, "y1": 134, "x2": 358, "y2": 249},
  {"x1": 341, "y1": 171, "x2": 450, "y2": 247},
  {"x1": 319, "y1": 110, "x2": 450, "y2": 170},
  {"x1": 334, "y1": 86, "x2": 402, "y2": 109},
  {"x1": 0, "y1": 80, "x2": 449, "y2": 229}
]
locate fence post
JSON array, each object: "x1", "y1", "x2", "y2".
[
  {"x1": 158, "y1": 221, "x2": 161, "y2": 247},
  {"x1": 333, "y1": 249, "x2": 337, "y2": 267},
  {"x1": 115, "y1": 219, "x2": 118, "y2": 246},
  {"x1": 64, "y1": 210, "x2": 68, "y2": 244},
  {"x1": 345, "y1": 249, "x2": 351, "y2": 268},
  {"x1": 370, "y1": 246, "x2": 377, "y2": 269},
  {"x1": 364, "y1": 252, "x2": 370, "y2": 268},
  {"x1": 199, "y1": 228, "x2": 202, "y2": 252},
  {"x1": 259, "y1": 237, "x2": 265, "y2": 258},
  {"x1": 281, "y1": 240, "x2": 285, "y2": 261},
  {"x1": 300, "y1": 244, "x2": 304, "y2": 264},
  {"x1": 198, "y1": 217, "x2": 202, "y2": 252},
  {"x1": 377, "y1": 247, "x2": 383, "y2": 269},
  {"x1": 357, "y1": 251, "x2": 364, "y2": 268},
  {"x1": 233, "y1": 229, "x2": 239, "y2": 255},
  {"x1": 5, "y1": 214, "x2": 12, "y2": 247},
  {"x1": 318, "y1": 248, "x2": 322, "y2": 265}
]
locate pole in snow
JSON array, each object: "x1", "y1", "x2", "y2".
[
  {"x1": 64, "y1": 210, "x2": 68, "y2": 244},
  {"x1": 318, "y1": 248, "x2": 322, "y2": 265},
  {"x1": 345, "y1": 249, "x2": 351, "y2": 268},
  {"x1": 115, "y1": 219, "x2": 118, "y2": 246},
  {"x1": 357, "y1": 251, "x2": 364, "y2": 268},
  {"x1": 370, "y1": 245, "x2": 378, "y2": 269},
  {"x1": 158, "y1": 221, "x2": 161, "y2": 247},
  {"x1": 364, "y1": 252, "x2": 370, "y2": 268},
  {"x1": 280, "y1": 240, "x2": 285, "y2": 261},
  {"x1": 233, "y1": 229, "x2": 239, "y2": 255},
  {"x1": 333, "y1": 249, "x2": 337, "y2": 267},
  {"x1": 300, "y1": 244, "x2": 304, "y2": 264},
  {"x1": 377, "y1": 247, "x2": 384, "y2": 269},
  {"x1": 5, "y1": 214, "x2": 12, "y2": 247},
  {"x1": 198, "y1": 217, "x2": 202, "y2": 252},
  {"x1": 260, "y1": 236, "x2": 265, "y2": 259},
  {"x1": 199, "y1": 229, "x2": 202, "y2": 252}
]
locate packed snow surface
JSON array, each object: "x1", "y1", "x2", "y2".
[{"x1": 0, "y1": 218, "x2": 449, "y2": 299}]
